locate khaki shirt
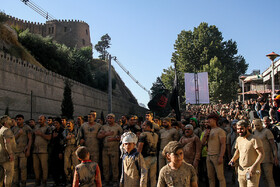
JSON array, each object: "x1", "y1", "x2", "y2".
[
  {"x1": 159, "y1": 128, "x2": 179, "y2": 150},
  {"x1": 78, "y1": 122, "x2": 102, "y2": 152},
  {"x1": 120, "y1": 149, "x2": 147, "y2": 187},
  {"x1": 0, "y1": 126, "x2": 16, "y2": 163},
  {"x1": 207, "y1": 127, "x2": 226, "y2": 155},
  {"x1": 157, "y1": 161, "x2": 197, "y2": 187},
  {"x1": 12, "y1": 124, "x2": 32, "y2": 153},
  {"x1": 139, "y1": 131, "x2": 158, "y2": 157},
  {"x1": 253, "y1": 128, "x2": 274, "y2": 163},
  {"x1": 100, "y1": 123, "x2": 123, "y2": 149},
  {"x1": 235, "y1": 134, "x2": 263, "y2": 175},
  {"x1": 33, "y1": 124, "x2": 51, "y2": 154}
]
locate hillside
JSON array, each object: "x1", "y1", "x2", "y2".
[{"x1": 0, "y1": 16, "x2": 138, "y2": 104}]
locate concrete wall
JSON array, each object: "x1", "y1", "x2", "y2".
[{"x1": 0, "y1": 51, "x2": 146, "y2": 120}]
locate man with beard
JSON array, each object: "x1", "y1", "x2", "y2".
[
  {"x1": 122, "y1": 115, "x2": 141, "y2": 136},
  {"x1": 201, "y1": 113, "x2": 226, "y2": 187},
  {"x1": 179, "y1": 124, "x2": 201, "y2": 171},
  {"x1": 253, "y1": 119, "x2": 278, "y2": 187},
  {"x1": 12, "y1": 114, "x2": 32, "y2": 187},
  {"x1": 158, "y1": 117, "x2": 179, "y2": 170},
  {"x1": 229, "y1": 120, "x2": 264, "y2": 187},
  {"x1": 78, "y1": 113, "x2": 102, "y2": 164}
]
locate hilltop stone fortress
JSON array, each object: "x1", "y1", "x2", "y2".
[
  {"x1": 0, "y1": 15, "x2": 146, "y2": 119},
  {"x1": 6, "y1": 15, "x2": 92, "y2": 48}
]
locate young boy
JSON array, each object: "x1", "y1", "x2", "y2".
[
  {"x1": 120, "y1": 132, "x2": 147, "y2": 187},
  {"x1": 73, "y1": 146, "x2": 102, "y2": 187},
  {"x1": 157, "y1": 141, "x2": 198, "y2": 187}
]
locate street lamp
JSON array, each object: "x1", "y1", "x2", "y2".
[
  {"x1": 266, "y1": 52, "x2": 280, "y2": 97},
  {"x1": 240, "y1": 76, "x2": 246, "y2": 103}
]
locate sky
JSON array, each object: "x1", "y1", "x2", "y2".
[{"x1": 1, "y1": 0, "x2": 280, "y2": 108}]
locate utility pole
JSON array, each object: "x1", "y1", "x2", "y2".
[{"x1": 108, "y1": 55, "x2": 112, "y2": 113}]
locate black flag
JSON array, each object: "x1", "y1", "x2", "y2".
[{"x1": 148, "y1": 90, "x2": 169, "y2": 111}]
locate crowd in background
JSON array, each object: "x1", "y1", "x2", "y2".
[{"x1": 0, "y1": 93, "x2": 280, "y2": 187}]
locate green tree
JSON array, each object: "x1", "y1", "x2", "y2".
[
  {"x1": 61, "y1": 80, "x2": 74, "y2": 119},
  {"x1": 161, "y1": 22, "x2": 248, "y2": 103},
  {"x1": 150, "y1": 77, "x2": 166, "y2": 98},
  {"x1": 95, "y1": 34, "x2": 111, "y2": 60}
]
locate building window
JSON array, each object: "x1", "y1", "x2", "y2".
[
  {"x1": 82, "y1": 39, "x2": 85, "y2": 45},
  {"x1": 86, "y1": 29, "x2": 88, "y2": 35},
  {"x1": 64, "y1": 27, "x2": 67, "y2": 32},
  {"x1": 51, "y1": 27, "x2": 54, "y2": 34},
  {"x1": 49, "y1": 27, "x2": 51, "y2": 34}
]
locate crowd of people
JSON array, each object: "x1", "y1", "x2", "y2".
[{"x1": 0, "y1": 95, "x2": 280, "y2": 187}]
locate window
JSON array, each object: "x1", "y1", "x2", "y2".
[
  {"x1": 86, "y1": 29, "x2": 88, "y2": 35},
  {"x1": 49, "y1": 27, "x2": 51, "y2": 34},
  {"x1": 51, "y1": 27, "x2": 54, "y2": 34},
  {"x1": 82, "y1": 39, "x2": 85, "y2": 45},
  {"x1": 64, "y1": 27, "x2": 67, "y2": 32}
]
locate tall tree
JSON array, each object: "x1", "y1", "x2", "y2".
[
  {"x1": 95, "y1": 34, "x2": 111, "y2": 60},
  {"x1": 161, "y1": 22, "x2": 248, "y2": 104},
  {"x1": 61, "y1": 80, "x2": 74, "y2": 119}
]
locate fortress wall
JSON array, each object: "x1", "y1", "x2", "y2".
[{"x1": 0, "y1": 51, "x2": 146, "y2": 120}]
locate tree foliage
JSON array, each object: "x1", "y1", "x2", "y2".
[
  {"x1": 18, "y1": 30, "x2": 116, "y2": 92},
  {"x1": 61, "y1": 80, "x2": 74, "y2": 119},
  {"x1": 95, "y1": 33, "x2": 111, "y2": 60},
  {"x1": 158, "y1": 22, "x2": 248, "y2": 104}
]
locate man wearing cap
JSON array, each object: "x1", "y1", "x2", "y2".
[
  {"x1": 179, "y1": 124, "x2": 201, "y2": 171},
  {"x1": 190, "y1": 117, "x2": 202, "y2": 138},
  {"x1": 97, "y1": 113, "x2": 123, "y2": 186},
  {"x1": 202, "y1": 113, "x2": 226, "y2": 187},
  {"x1": 120, "y1": 132, "x2": 147, "y2": 187},
  {"x1": 11, "y1": 114, "x2": 32, "y2": 187},
  {"x1": 78, "y1": 113, "x2": 102, "y2": 164},
  {"x1": 0, "y1": 115, "x2": 16, "y2": 187},
  {"x1": 158, "y1": 117, "x2": 179, "y2": 170}
]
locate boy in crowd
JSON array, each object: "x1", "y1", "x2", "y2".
[
  {"x1": 73, "y1": 146, "x2": 101, "y2": 187},
  {"x1": 120, "y1": 132, "x2": 147, "y2": 187},
  {"x1": 157, "y1": 141, "x2": 198, "y2": 187}
]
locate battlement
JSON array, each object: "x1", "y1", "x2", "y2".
[{"x1": 5, "y1": 13, "x2": 91, "y2": 49}]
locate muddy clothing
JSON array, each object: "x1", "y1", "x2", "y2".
[
  {"x1": 12, "y1": 124, "x2": 32, "y2": 186},
  {"x1": 0, "y1": 126, "x2": 16, "y2": 187},
  {"x1": 122, "y1": 124, "x2": 141, "y2": 134},
  {"x1": 179, "y1": 134, "x2": 201, "y2": 169},
  {"x1": 159, "y1": 128, "x2": 179, "y2": 169},
  {"x1": 100, "y1": 124, "x2": 123, "y2": 182},
  {"x1": 207, "y1": 127, "x2": 226, "y2": 156},
  {"x1": 120, "y1": 148, "x2": 147, "y2": 187},
  {"x1": 73, "y1": 160, "x2": 102, "y2": 187},
  {"x1": 193, "y1": 127, "x2": 202, "y2": 139},
  {"x1": 33, "y1": 125, "x2": 51, "y2": 154},
  {"x1": 157, "y1": 161, "x2": 197, "y2": 187},
  {"x1": 235, "y1": 134, "x2": 263, "y2": 187},
  {"x1": 226, "y1": 131, "x2": 237, "y2": 156},
  {"x1": 33, "y1": 124, "x2": 51, "y2": 184},
  {"x1": 139, "y1": 131, "x2": 158, "y2": 158},
  {"x1": 206, "y1": 127, "x2": 226, "y2": 187},
  {"x1": 253, "y1": 128, "x2": 275, "y2": 187},
  {"x1": 63, "y1": 129, "x2": 79, "y2": 182},
  {"x1": 78, "y1": 122, "x2": 102, "y2": 163},
  {"x1": 139, "y1": 131, "x2": 158, "y2": 187}
]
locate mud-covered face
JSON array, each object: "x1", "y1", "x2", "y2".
[
  {"x1": 123, "y1": 142, "x2": 135, "y2": 153},
  {"x1": 237, "y1": 125, "x2": 247, "y2": 137},
  {"x1": 168, "y1": 149, "x2": 184, "y2": 166}
]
